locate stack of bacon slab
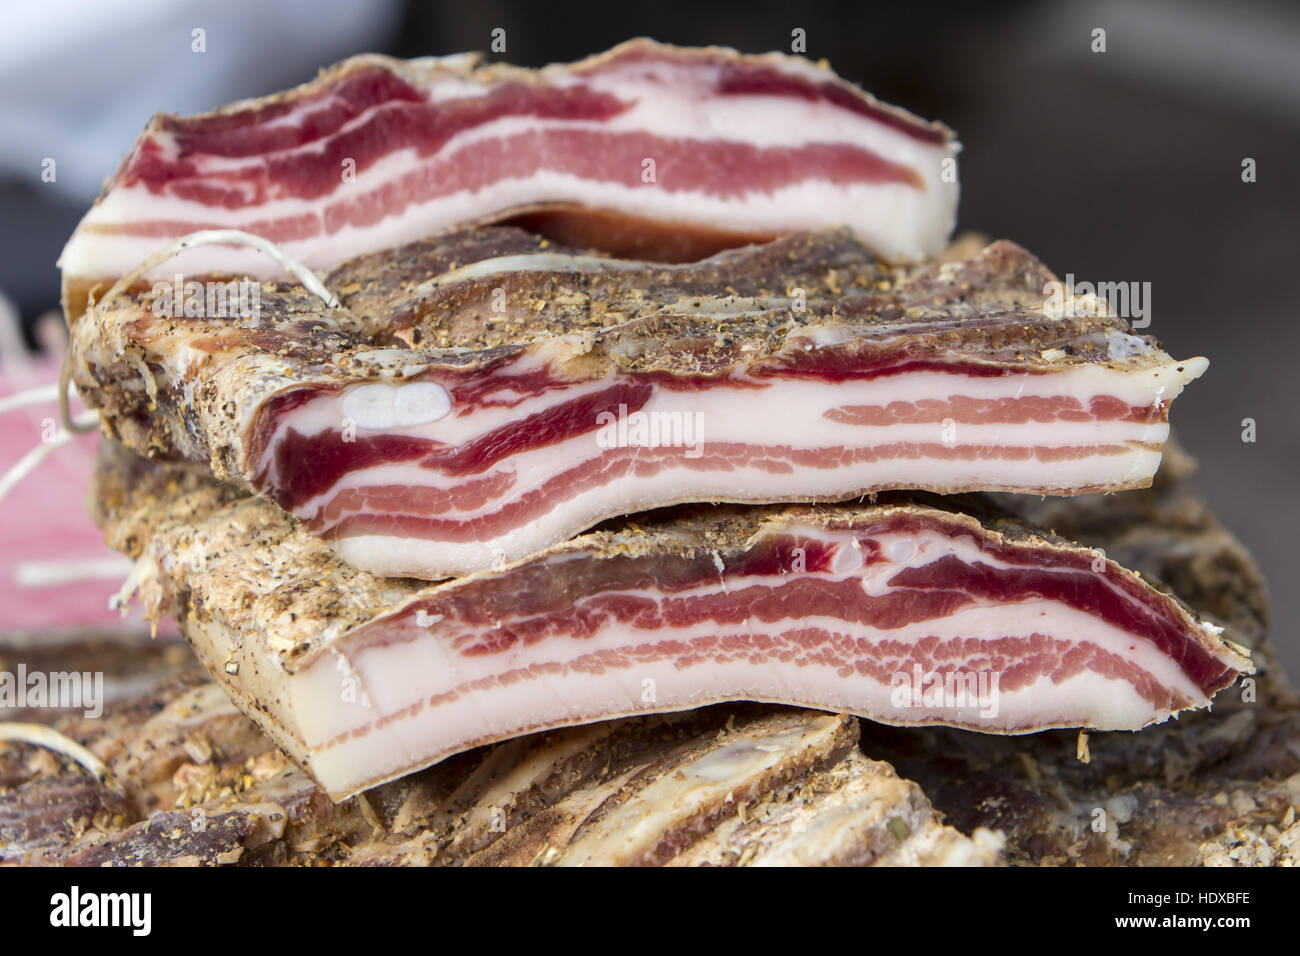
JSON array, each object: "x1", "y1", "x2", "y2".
[{"x1": 62, "y1": 40, "x2": 1250, "y2": 803}]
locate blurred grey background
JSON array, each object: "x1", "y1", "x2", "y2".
[{"x1": 1, "y1": 0, "x2": 1295, "y2": 672}]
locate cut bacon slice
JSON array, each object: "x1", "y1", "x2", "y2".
[
  {"x1": 99, "y1": 445, "x2": 1250, "y2": 801},
  {"x1": 58, "y1": 38, "x2": 959, "y2": 315},
  {"x1": 72, "y1": 228, "x2": 1206, "y2": 579}
]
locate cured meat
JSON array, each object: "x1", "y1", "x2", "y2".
[
  {"x1": 6, "y1": 451, "x2": 1294, "y2": 867},
  {"x1": 57, "y1": 38, "x2": 959, "y2": 315},
  {"x1": 70, "y1": 228, "x2": 1205, "y2": 578},
  {"x1": 96, "y1": 443, "x2": 1250, "y2": 801}
]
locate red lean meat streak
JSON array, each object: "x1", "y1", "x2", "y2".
[
  {"x1": 117, "y1": 78, "x2": 632, "y2": 201},
  {"x1": 712, "y1": 66, "x2": 947, "y2": 144},
  {"x1": 111, "y1": 59, "x2": 936, "y2": 198}
]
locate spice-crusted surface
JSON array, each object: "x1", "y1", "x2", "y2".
[
  {"x1": 93, "y1": 445, "x2": 408, "y2": 662},
  {"x1": 335, "y1": 226, "x2": 1074, "y2": 358}
]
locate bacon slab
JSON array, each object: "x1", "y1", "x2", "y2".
[
  {"x1": 57, "y1": 38, "x2": 958, "y2": 314},
  {"x1": 98, "y1": 445, "x2": 1250, "y2": 801},
  {"x1": 72, "y1": 228, "x2": 1206, "y2": 579}
]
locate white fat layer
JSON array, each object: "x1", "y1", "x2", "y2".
[
  {"x1": 263, "y1": 361, "x2": 1197, "y2": 576},
  {"x1": 334, "y1": 438, "x2": 1161, "y2": 577},
  {"x1": 308, "y1": 655, "x2": 1171, "y2": 798},
  {"x1": 339, "y1": 382, "x2": 451, "y2": 430},
  {"x1": 292, "y1": 592, "x2": 1201, "y2": 747},
  {"x1": 275, "y1": 361, "x2": 1197, "y2": 464},
  {"x1": 298, "y1": 603, "x2": 1195, "y2": 798}
]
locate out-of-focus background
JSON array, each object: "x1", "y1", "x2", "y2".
[{"x1": 0, "y1": 0, "x2": 1295, "y2": 671}]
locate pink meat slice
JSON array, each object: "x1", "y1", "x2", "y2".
[
  {"x1": 57, "y1": 38, "x2": 959, "y2": 313},
  {"x1": 0, "y1": 354, "x2": 133, "y2": 633}
]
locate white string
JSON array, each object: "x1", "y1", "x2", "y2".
[
  {"x1": 59, "y1": 354, "x2": 98, "y2": 434},
  {"x1": 15, "y1": 555, "x2": 135, "y2": 588},
  {"x1": 0, "y1": 722, "x2": 124, "y2": 794},
  {"x1": 59, "y1": 228, "x2": 341, "y2": 436},
  {"x1": 91, "y1": 228, "x2": 340, "y2": 314},
  {"x1": 0, "y1": 382, "x2": 60, "y2": 415},
  {"x1": 0, "y1": 409, "x2": 99, "y2": 507}
]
